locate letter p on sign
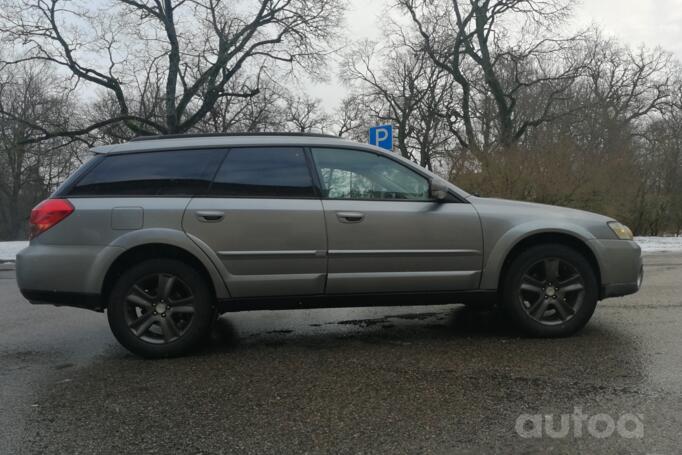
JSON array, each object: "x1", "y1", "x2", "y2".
[{"x1": 369, "y1": 125, "x2": 393, "y2": 151}]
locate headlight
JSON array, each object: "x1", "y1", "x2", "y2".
[{"x1": 608, "y1": 222, "x2": 633, "y2": 240}]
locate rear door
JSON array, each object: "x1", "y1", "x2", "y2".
[
  {"x1": 309, "y1": 147, "x2": 483, "y2": 294},
  {"x1": 183, "y1": 146, "x2": 327, "y2": 298}
]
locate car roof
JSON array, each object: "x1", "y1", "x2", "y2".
[
  {"x1": 89, "y1": 133, "x2": 471, "y2": 199},
  {"x1": 91, "y1": 133, "x2": 387, "y2": 156}
]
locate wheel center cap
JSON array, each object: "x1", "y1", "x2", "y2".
[
  {"x1": 546, "y1": 287, "x2": 556, "y2": 297},
  {"x1": 155, "y1": 303, "x2": 168, "y2": 314}
]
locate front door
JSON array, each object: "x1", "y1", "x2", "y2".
[
  {"x1": 183, "y1": 146, "x2": 326, "y2": 298},
  {"x1": 309, "y1": 147, "x2": 483, "y2": 294}
]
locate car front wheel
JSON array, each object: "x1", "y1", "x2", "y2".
[
  {"x1": 502, "y1": 244, "x2": 599, "y2": 337},
  {"x1": 107, "y1": 258, "x2": 215, "y2": 358}
]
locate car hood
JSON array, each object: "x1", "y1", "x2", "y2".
[{"x1": 470, "y1": 197, "x2": 613, "y2": 222}]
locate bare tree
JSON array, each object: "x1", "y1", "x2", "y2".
[
  {"x1": 399, "y1": 0, "x2": 586, "y2": 151},
  {"x1": 342, "y1": 41, "x2": 446, "y2": 163},
  {"x1": 0, "y1": 63, "x2": 83, "y2": 239},
  {"x1": 282, "y1": 93, "x2": 328, "y2": 132},
  {"x1": 193, "y1": 76, "x2": 284, "y2": 133},
  {"x1": 330, "y1": 95, "x2": 369, "y2": 138},
  {"x1": 634, "y1": 84, "x2": 682, "y2": 235},
  {"x1": 583, "y1": 36, "x2": 672, "y2": 152},
  {"x1": 0, "y1": 0, "x2": 344, "y2": 141}
]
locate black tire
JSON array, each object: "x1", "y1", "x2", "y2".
[
  {"x1": 501, "y1": 244, "x2": 598, "y2": 337},
  {"x1": 107, "y1": 258, "x2": 215, "y2": 358}
]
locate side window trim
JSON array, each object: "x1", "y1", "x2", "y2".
[
  {"x1": 205, "y1": 147, "x2": 231, "y2": 197},
  {"x1": 303, "y1": 147, "x2": 323, "y2": 199}
]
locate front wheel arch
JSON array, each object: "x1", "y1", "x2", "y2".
[{"x1": 497, "y1": 233, "x2": 601, "y2": 295}]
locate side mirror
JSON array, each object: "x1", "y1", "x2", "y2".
[{"x1": 430, "y1": 179, "x2": 449, "y2": 201}]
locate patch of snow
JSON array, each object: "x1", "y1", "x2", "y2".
[
  {"x1": 0, "y1": 241, "x2": 28, "y2": 261},
  {"x1": 634, "y1": 236, "x2": 682, "y2": 253}
]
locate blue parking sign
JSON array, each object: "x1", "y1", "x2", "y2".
[{"x1": 369, "y1": 125, "x2": 393, "y2": 151}]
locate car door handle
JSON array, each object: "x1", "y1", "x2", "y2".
[
  {"x1": 336, "y1": 212, "x2": 365, "y2": 223},
  {"x1": 195, "y1": 210, "x2": 225, "y2": 223}
]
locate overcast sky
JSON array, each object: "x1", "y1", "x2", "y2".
[{"x1": 308, "y1": 0, "x2": 682, "y2": 109}]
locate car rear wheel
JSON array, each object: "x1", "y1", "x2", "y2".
[
  {"x1": 107, "y1": 258, "x2": 215, "y2": 358},
  {"x1": 502, "y1": 244, "x2": 598, "y2": 337}
]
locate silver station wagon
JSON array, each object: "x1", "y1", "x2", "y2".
[{"x1": 16, "y1": 133, "x2": 643, "y2": 357}]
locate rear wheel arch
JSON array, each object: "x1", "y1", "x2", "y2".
[
  {"x1": 497, "y1": 232, "x2": 602, "y2": 292},
  {"x1": 102, "y1": 244, "x2": 217, "y2": 304}
]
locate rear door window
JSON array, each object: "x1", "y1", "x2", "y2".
[
  {"x1": 208, "y1": 147, "x2": 315, "y2": 198},
  {"x1": 69, "y1": 149, "x2": 224, "y2": 196}
]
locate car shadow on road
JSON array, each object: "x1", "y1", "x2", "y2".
[{"x1": 200, "y1": 304, "x2": 564, "y2": 354}]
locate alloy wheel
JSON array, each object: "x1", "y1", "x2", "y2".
[
  {"x1": 123, "y1": 273, "x2": 196, "y2": 344},
  {"x1": 518, "y1": 257, "x2": 586, "y2": 326}
]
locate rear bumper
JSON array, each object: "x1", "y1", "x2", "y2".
[
  {"x1": 20, "y1": 289, "x2": 104, "y2": 312},
  {"x1": 16, "y1": 243, "x2": 121, "y2": 311},
  {"x1": 16, "y1": 243, "x2": 122, "y2": 294}
]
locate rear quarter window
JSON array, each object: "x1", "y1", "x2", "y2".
[
  {"x1": 52, "y1": 154, "x2": 104, "y2": 197},
  {"x1": 68, "y1": 149, "x2": 224, "y2": 197}
]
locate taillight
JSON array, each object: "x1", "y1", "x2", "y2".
[{"x1": 29, "y1": 199, "x2": 74, "y2": 239}]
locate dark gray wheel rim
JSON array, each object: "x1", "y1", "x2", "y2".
[
  {"x1": 518, "y1": 257, "x2": 586, "y2": 326},
  {"x1": 124, "y1": 273, "x2": 196, "y2": 344}
]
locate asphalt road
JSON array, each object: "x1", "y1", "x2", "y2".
[{"x1": 1, "y1": 254, "x2": 681, "y2": 454}]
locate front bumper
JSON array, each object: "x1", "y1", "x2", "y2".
[
  {"x1": 601, "y1": 265, "x2": 644, "y2": 298},
  {"x1": 590, "y1": 239, "x2": 643, "y2": 299}
]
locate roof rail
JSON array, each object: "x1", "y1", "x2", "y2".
[{"x1": 129, "y1": 132, "x2": 340, "y2": 142}]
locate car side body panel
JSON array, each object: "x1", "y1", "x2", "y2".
[
  {"x1": 322, "y1": 199, "x2": 483, "y2": 293},
  {"x1": 182, "y1": 198, "x2": 327, "y2": 298}
]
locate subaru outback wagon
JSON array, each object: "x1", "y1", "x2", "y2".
[{"x1": 17, "y1": 133, "x2": 643, "y2": 357}]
